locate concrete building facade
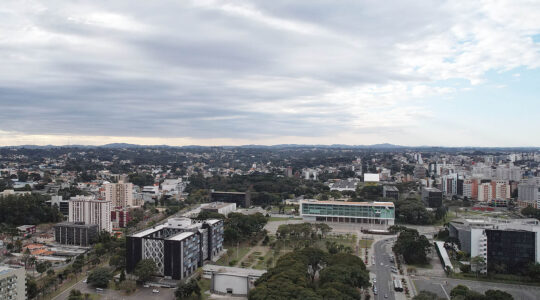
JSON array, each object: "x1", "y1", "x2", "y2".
[{"x1": 68, "y1": 195, "x2": 112, "y2": 232}]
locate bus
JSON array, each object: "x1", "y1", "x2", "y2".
[{"x1": 393, "y1": 279, "x2": 403, "y2": 292}]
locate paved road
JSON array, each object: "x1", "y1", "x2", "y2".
[
  {"x1": 414, "y1": 276, "x2": 540, "y2": 300},
  {"x1": 369, "y1": 238, "x2": 397, "y2": 300}
]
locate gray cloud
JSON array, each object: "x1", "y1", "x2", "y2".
[{"x1": 0, "y1": 0, "x2": 539, "y2": 144}]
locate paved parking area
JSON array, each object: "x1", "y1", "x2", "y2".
[{"x1": 55, "y1": 279, "x2": 175, "y2": 300}]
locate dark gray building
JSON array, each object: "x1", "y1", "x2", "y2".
[
  {"x1": 126, "y1": 218, "x2": 224, "y2": 280},
  {"x1": 54, "y1": 222, "x2": 98, "y2": 247},
  {"x1": 421, "y1": 187, "x2": 443, "y2": 208},
  {"x1": 211, "y1": 191, "x2": 251, "y2": 208},
  {"x1": 382, "y1": 185, "x2": 399, "y2": 201}
]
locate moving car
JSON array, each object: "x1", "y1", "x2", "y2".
[{"x1": 152, "y1": 289, "x2": 159, "y2": 293}]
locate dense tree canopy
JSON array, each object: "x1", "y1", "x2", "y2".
[
  {"x1": 249, "y1": 247, "x2": 369, "y2": 300},
  {"x1": 0, "y1": 194, "x2": 61, "y2": 225},
  {"x1": 224, "y1": 212, "x2": 267, "y2": 243},
  {"x1": 393, "y1": 228, "x2": 431, "y2": 264}
]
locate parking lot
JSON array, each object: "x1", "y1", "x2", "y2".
[{"x1": 55, "y1": 279, "x2": 176, "y2": 300}]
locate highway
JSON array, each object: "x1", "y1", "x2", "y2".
[{"x1": 369, "y1": 237, "x2": 397, "y2": 300}]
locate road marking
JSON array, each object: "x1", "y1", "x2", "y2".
[{"x1": 439, "y1": 283, "x2": 450, "y2": 300}]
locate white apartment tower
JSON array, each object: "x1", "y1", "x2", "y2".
[
  {"x1": 104, "y1": 182, "x2": 134, "y2": 208},
  {"x1": 68, "y1": 195, "x2": 112, "y2": 232}
]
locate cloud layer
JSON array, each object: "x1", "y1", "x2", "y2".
[{"x1": 1, "y1": 0, "x2": 539, "y2": 145}]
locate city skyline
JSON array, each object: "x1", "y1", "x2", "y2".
[{"x1": 1, "y1": 0, "x2": 540, "y2": 147}]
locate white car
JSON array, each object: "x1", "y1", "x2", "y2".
[
  {"x1": 373, "y1": 278, "x2": 376, "y2": 283},
  {"x1": 82, "y1": 279, "x2": 87, "y2": 283},
  {"x1": 152, "y1": 289, "x2": 159, "y2": 293},
  {"x1": 143, "y1": 285, "x2": 149, "y2": 288}
]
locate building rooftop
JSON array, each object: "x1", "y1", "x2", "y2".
[
  {"x1": 130, "y1": 224, "x2": 167, "y2": 238},
  {"x1": 203, "y1": 264, "x2": 266, "y2": 277},
  {"x1": 167, "y1": 231, "x2": 195, "y2": 241},
  {"x1": 301, "y1": 200, "x2": 394, "y2": 207},
  {"x1": 383, "y1": 185, "x2": 399, "y2": 192},
  {"x1": 54, "y1": 222, "x2": 98, "y2": 229},
  {"x1": 202, "y1": 202, "x2": 235, "y2": 210}
]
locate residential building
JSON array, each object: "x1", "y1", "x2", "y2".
[
  {"x1": 299, "y1": 200, "x2": 394, "y2": 225},
  {"x1": 463, "y1": 179, "x2": 479, "y2": 199},
  {"x1": 53, "y1": 222, "x2": 99, "y2": 247},
  {"x1": 382, "y1": 185, "x2": 399, "y2": 201},
  {"x1": 68, "y1": 195, "x2": 112, "y2": 232},
  {"x1": 111, "y1": 207, "x2": 131, "y2": 228},
  {"x1": 421, "y1": 187, "x2": 443, "y2": 208},
  {"x1": 518, "y1": 178, "x2": 540, "y2": 208},
  {"x1": 126, "y1": 218, "x2": 224, "y2": 280},
  {"x1": 104, "y1": 182, "x2": 135, "y2": 208},
  {"x1": 329, "y1": 178, "x2": 359, "y2": 192},
  {"x1": 211, "y1": 191, "x2": 251, "y2": 208},
  {"x1": 0, "y1": 265, "x2": 25, "y2": 300},
  {"x1": 478, "y1": 182, "x2": 493, "y2": 202},
  {"x1": 491, "y1": 180, "x2": 510, "y2": 200}
]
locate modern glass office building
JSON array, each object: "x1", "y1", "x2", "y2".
[{"x1": 300, "y1": 200, "x2": 395, "y2": 225}]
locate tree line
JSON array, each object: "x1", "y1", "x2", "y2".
[{"x1": 0, "y1": 194, "x2": 61, "y2": 225}]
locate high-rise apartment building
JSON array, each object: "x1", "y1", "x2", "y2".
[
  {"x1": 518, "y1": 178, "x2": 540, "y2": 208},
  {"x1": 491, "y1": 180, "x2": 510, "y2": 200},
  {"x1": 0, "y1": 266, "x2": 25, "y2": 300},
  {"x1": 477, "y1": 182, "x2": 493, "y2": 202},
  {"x1": 68, "y1": 195, "x2": 112, "y2": 232},
  {"x1": 104, "y1": 182, "x2": 134, "y2": 208}
]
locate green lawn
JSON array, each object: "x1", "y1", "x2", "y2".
[
  {"x1": 450, "y1": 272, "x2": 540, "y2": 286},
  {"x1": 358, "y1": 239, "x2": 373, "y2": 249},
  {"x1": 216, "y1": 244, "x2": 252, "y2": 266},
  {"x1": 198, "y1": 278, "x2": 211, "y2": 300}
]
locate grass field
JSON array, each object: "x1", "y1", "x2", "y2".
[{"x1": 216, "y1": 244, "x2": 252, "y2": 266}]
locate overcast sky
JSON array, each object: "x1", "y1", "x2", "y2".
[{"x1": 1, "y1": 0, "x2": 539, "y2": 146}]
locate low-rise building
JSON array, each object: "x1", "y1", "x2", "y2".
[
  {"x1": 203, "y1": 265, "x2": 266, "y2": 297},
  {"x1": 300, "y1": 200, "x2": 394, "y2": 226},
  {"x1": 201, "y1": 202, "x2": 236, "y2": 216},
  {"x1": 211, "y1": 191, "x2": 251, "y2": 208},
  {"x1": 53, "y1": 222, "x2": 99, "y2": 247},
  {"x1": 421, "y1": 187, "x2": 443, "y2": 208},
  {"x1": 382, "y1": 185, "x2": 399, "y2": 201}
]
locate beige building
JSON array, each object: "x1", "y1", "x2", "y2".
[
  {"x1": 104, "y1": 182, "x2": 135, "y2": 207},
  {"x1": 0, "y1": 265, "x2": 26, "y2": 300},
  {"x1": 477, "y1": 182, "x2": 493, "y2": 202},
  {"x1": 68, "y1": 195, "x2": 112, "y2": 232}
]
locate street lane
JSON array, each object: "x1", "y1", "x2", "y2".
[{"x1": 369, "y1": 238, "x2": 396, "y2": 300}]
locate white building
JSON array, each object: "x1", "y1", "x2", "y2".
[
  {"x1": 68, "y1": 195, "x2": 112, "y2": 232},
  {"x1": 161, "y1": 178, "x2": 185, "y2": 194},
  {"x1": 203, "y1": 265, "x2": 266, "y2": 297},
  {"x1": 0, "y1": 265, "x2": 26, "y2": 300},
  {"x1": 201, "y1": 202, "x2": 236, "y2": 216},
  {"x1": 363, "y1": 173, "x2": 380, "y2": 182},
  {"x1": 104, "y1": 182, "x2": 135, "y2": 208}
]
